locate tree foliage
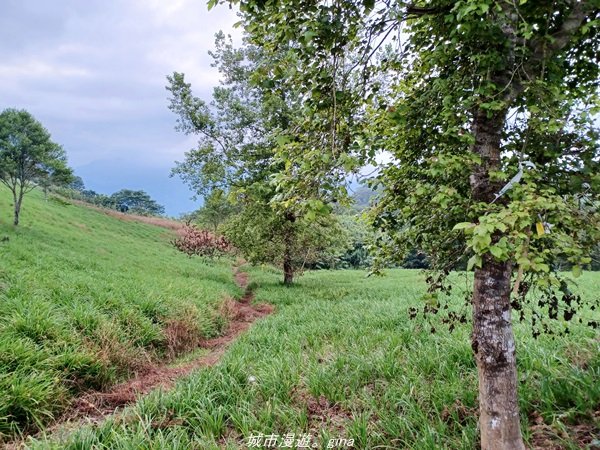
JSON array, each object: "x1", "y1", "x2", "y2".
[
  {"x1": 222, "y1": 198, "x2": 349, "y2": 271},
  {"x1": 53, "y1": 182, "x2": 166, "y2": 217},
  {"x1": 171, "y1": 225, "x2": 232, "y2": 258},
  {"x1": 0, "y1": 108, "x2": 73, "y2": 225},
  {"x1": 184, "y1": 188, "x2": 238, "y2": 232},
  {"x1": 168, "y1": 33, "x2": 346, "y2": 284},
  {"x1": 69, "y1": 176, "x2": 85, "y2": 192},
  {"x1": 109, "y1": 189, "x2": 165, "y2": 216},
  {"x1": 217, "y1": 0, "x2": 600, "y2": 446}
]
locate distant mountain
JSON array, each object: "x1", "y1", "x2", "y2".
[{"x1": 351, "y1": 185, "x2": 378, "y2": 210}]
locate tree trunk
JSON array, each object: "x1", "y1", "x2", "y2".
[
  {"x1": 472, "y1": 256, "x2": 524, "y2": 450},
  {"x1": 470, "y1": 109, "x2": 525, "y2": 449},
  {"x1": 282, "y1": 211, "x2": 296, "y2": 286},
  {"x1": 13, "y1": 190, "x2": 21, "y2": 226},
  {"x1": 283, "y1": 254, "x2": 294, "y2": 285}
]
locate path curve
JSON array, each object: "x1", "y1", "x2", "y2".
[{"x1": 8, "y1": 264, "x2": 272, "y2": 448}]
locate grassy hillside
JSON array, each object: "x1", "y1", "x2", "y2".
[
  {"x1": 29, "y1": 268, "x2": 600, "y2": 449},
  {"x1": 0, "y1": 188, "x2": 240, "y2": 439}
]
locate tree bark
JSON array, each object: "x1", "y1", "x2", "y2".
[
  {"x1": 470, "y1": 109, "x2": 525, "y2": 450},
  {"x1": 472, "y1": 256, "x2": 524, "y2": 450},
  {"x1": 282, "y1": 232, "x2": 294, "y2": 285},
  {"x1": 283, "y1": 253, "x2": 294, "y2": 285},
  {"x1": 282, "y1": 211, "x2": 296, "y2": 286},
  {"x1": 12, "y1": 190, "x2": 21, "y2": 226}
]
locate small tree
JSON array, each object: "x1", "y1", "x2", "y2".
[
  {"x1": 222, "y1": 195, "x2": 348, "y2": 281},
  {"x1": 37, "y1": 160, "x2": 74, "y2": 199},
  {"x1": 192, "y1": 189, "x2": 238, "y2": 232},
  {"x1": 0, "y1": 108, "x2": 72, "y2": 225},
  {"x1": 168, "y1": 34, "x2": 346, "y2": 284}
]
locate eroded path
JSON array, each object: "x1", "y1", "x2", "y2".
[
  {"x1": 70, "y1": 265, "x2": 271, "y2": 421},
  {"x1": 9, "y1": 264, "x2": 272, "y2": 447}
]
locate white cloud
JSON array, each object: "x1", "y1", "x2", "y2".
[
  {"x1": 0, "y1": 0, "x2": 240, "y2": 214},
  {"x1": 0, "y1": 60, "x2": 90, "y2": 79}
]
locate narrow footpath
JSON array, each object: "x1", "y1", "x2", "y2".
[{"x1": 8, "y1": 264, "x2": 273, "y2": 448}]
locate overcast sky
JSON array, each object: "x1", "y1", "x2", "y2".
[{"x1": 0, "y1": 0, "x2": 239, "y2": 216}]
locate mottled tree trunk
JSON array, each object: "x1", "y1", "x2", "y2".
[
  {"x1": 472, "y1": 257, "x2": 524, "y2": 450},
  {"x1": 470, "y1": 109, "x2": 525, "y2": 450},
  {"x1": 13, "y1": 190, "x2": 23, "y2": 226},
  {"x1": 13, "y1": 203, "x2": 20, "y2": 226},
  {"x1": 283, "y1": 253, "x2": 294, "y2": 285}
]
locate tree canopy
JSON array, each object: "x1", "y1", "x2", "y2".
[
  {"x1": 109, "y1": 189, "x2": 165, "y2": 216},
  {"x1": 184, "y1": 189, "x2": 238, "y2": 232},
  {"x1": 168, "y1": 33, "x2": 347, "y2": 284},
  {"x1": 0, "y1": 108, "x2": 73, "y2": 225}
]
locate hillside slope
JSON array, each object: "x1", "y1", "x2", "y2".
[{"x1": 0, "y1": 188, "x2": 239, "y2": 438}]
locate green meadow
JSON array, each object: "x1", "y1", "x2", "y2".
[
  {"x1": 29, "y1": 275, "x2": 600, "y2": 447},
  {"x1": 0, "y1": 188, "x2": 239, "y2": 439},
  {"x1": 1, "y1": 188, "x2": 599, "y2": 449}
]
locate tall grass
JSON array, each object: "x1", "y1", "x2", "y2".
[
  {"x1": 28, "y1": 267, "x2": 599, "y2": 449},
  {"x1": 0, "y1": 188, "x2": 239, "y2": 439}
]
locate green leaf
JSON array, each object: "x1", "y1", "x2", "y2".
[
  {"x1": 453, "y1": 222, "x2": 475, "y2": 230},
  {"x1": 363, "y1": 0, "x2": 375, "y2": 11},
  {"x1": 495, "y1": 222, "x2": 507, "y2": 232},
  {"x1": 516, "y1": 256, "x2": 531, "y2": 270},
  {"x1": 489, "y1": 245, "x2": 503, "y2": 259},
  {"x1": 303, "y1": 30, "x2": 317, "y2": 42},
  {"x1": 276, "y1": 135, "x2": 291, "y2": 146},
  {"x1": 467, "y1": 255, "x2": 481, "y2": 271},
  {"x1": 572, "y1": 265, "x2": 582, "y2": 278}
]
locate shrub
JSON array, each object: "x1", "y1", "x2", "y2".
[{"x1": 171, "y1": 225, "x2": 232, "y2": 259}]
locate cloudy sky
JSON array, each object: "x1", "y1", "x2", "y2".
[{"x1": 0, "y1": 0, "x2": 240, "y2": 216}]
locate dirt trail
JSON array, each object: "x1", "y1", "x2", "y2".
[
  {"x1": 8, "y1": 264, "x2": 272, "y2": 447},
  {"x1": 69, "y1": 265, "x2": 271, "y2": 420}
]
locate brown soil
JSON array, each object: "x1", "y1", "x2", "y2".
[
  {"x1": 6, "y1": 265, "x2": 272, "y2": 448},
  {"x1": 69, "y1": 265, "x2": 271, "y2": 420},
  {"x1": 291, "y1": 387, "x2": 353, "y2": 436},
  {"x1": 529, "y1": 410, "x2": 600, "y2": 450}
]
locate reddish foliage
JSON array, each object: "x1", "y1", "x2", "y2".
[{"x1": 171, "y1": 225, "x2": 232, "y2": 258}]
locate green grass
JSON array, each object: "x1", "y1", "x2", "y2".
[
  {"x1": 27, "y1": 265, "x2": 600, "y2": 449},
  {"x1": 0, "y1": 188, "x2": 240, "y2": 439}
]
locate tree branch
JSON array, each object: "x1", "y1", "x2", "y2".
[
  {"x1": 521, "y1": 0, "x2": 598, "y2": 89},
  {"x1": 529, "y1": 0, "x2": 592, "y2": 63},
  {"x1": 405, "y1": 3, "x2": 453, "y2": 17},
  {"x1": 505, "y1": 0, "x2": 596, "y2": 102}
]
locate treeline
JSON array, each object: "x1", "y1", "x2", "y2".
[
  {"x1": 179, "y1": 183, "x2": 428, "y2": 271},
  {"x1": 1, "y1": 108, "x2": 166, "y2": 224},
  {"x1": 56, "y1": 178, "x2": 165, "y2": 216}
]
